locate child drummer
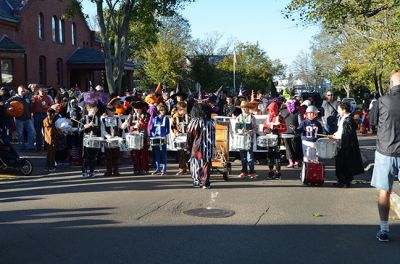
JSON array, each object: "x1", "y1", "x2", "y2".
[
  {"x1": 150, "y1": 103, "x2": 170, "y2": 175},
  {"x1": 80, "y1": 103, "x2": 101, "y2": 178},
  {"x1": 263, "y1": 102, "x2": 287, "y2": 179},
  {"x1": 171, "y1": 102, "x2": 190, "y2": 175},
  {"x1": 235, "y1": 101, "x2": 257, "y2": 179},
  {"x1": 122, "y1": 101, "x2": 150, "y2": 175},
  {"x1": 100, "y1": 102, "x2": 123, "y2": 176},
  {"x1": 293, "y1": 105, "x2": 323, "y2": 162}
]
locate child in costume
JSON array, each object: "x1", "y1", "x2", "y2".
[
  {"x1": 171, "y1": 102, "x2": 190, "y2": 175},
  {"x1": 150, "y1": 103, "x2": 170, "y2": 175}
]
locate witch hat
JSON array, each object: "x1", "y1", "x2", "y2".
[
  {"x1": 194, "y1": 84, "x2": 207, "y2": 102},
  {"x1": 171, "y1": 83, "x2": 187, "y2": 99},
  {"x1": 154, "y1": 83, "x2": 162, "y2": 95},
  {"x1": 214, "y1": 85, "x2": 223, "y2": 104},
  {"x1": 237, "y1": 83, "x2": 247, "y2": 99}
]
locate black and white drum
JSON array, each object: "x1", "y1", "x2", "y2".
[
  {"x1": 316, "y1": 138, "x2": 337, "y2": 159},
  {"x1": 257, "y1": 134, "x2": 278, "y2": 148},
  {"x1": 150, "y1": 136, "x2": 167, "y2": 147},
  {"x1": 83, "y1": 136, "x2": 104, "y2": 149},
  {"x1": 174, "y1": 135, "x2": 187, "y2": 150},
  {"x1": 232, "y1": 134, "x2": 252, "y2": 150},
  {"x1": 126, "y1": 133, "x2": 144, "y2": 150},
  {"x1": 104, "y1": 137, "x2": 122, "y2": 149}
]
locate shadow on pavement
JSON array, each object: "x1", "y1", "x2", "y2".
[{"x1": 0, "y1": 215, "x2": 399, "y2": 264}]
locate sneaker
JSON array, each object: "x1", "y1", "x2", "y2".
[
  {"x1": 274, "y1": 172, "x2": 281, "y2": 179},
  {"x1": 238, "y1": 172, "x2": 247, "y2": 178},
  {"x1": 202, "y1": 185, "x2": 211, "y2": 189},
  {"x1": 376, "y1": 230, "x2": 389, "y2": 242},
  {"x1": 250, "y1": 173, "x2": 257, "y2": 179},
  {"x1": 286, "y1": 164, "x2": 294, "y2": 168},
  {"x1": 48, "y1": 167, "x2": 56, "y2": 173},
  {"x1": 152, "y1": 171, "x2": 161, "y2": 175},
  {"x1": 160, "y1": 171, "x2": 166, "y2": 176},
  {"x1": 268, "y1": 171, "x2": 275, "y2": 178},
  {"x1": 82, "y1": 172, "x2": 89, "y2": 178},
  {"x1": 90, "y1": 172, "x2": 96, "y2": 178},
  {"x1": 193, "y1": 181, "x2": 200, "y2": 188}
]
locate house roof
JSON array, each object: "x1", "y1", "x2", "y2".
[
  {"x1": 0, "y1": 0, "x2": 24, "y2": 23},
  {"x1": 0, "y1": 34, "x2": 25, "y2": 52},
  {"x1": 66, "y1": 48, "x2": 135, "y2": 70}
]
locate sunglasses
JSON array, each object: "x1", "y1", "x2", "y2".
[{"x1": 327, "y1": 94, "x2": 332, "y2": 96}]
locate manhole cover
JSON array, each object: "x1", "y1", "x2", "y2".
[{"x1": 184, "y1": 208, "x2": 235, "y2": 218}]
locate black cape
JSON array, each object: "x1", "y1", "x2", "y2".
[{"x1": 335, "y1": 116, "x2": 364, "y2": 181}]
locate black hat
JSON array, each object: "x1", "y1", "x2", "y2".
[
  {"x1": 194, "y1": 84, "x2": 208, "y2": 103},
  {"x1": 237, "y1": 83, "x2": 248, "y2": 99},
  {"x1": 132, "y1": 100, "x2": 148, "y2": 110},
  {"x1": 171, "y1": 83, "x2": 187, "y2": 99}
]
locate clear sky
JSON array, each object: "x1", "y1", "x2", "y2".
[{"x1": 82, "y1": 0, "x2": 319, "y2": 67}]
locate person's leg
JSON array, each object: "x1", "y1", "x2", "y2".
[
  {"x1": 239, "y1": 150, "x2": 247, "y2": 175},
  {"x1": 155, "y1": 146, "x2": 161, "y2": 172},
  {"x1": 89, "y1": 148, "x2": 98, "y2": 174},
  {"x1": 104, "y1": 149, "x2": 113, "y2": 176},
  {"x1": 162, "y1": 144, "x2": 167, "y2": 173},
  {"x1": 82, "y1": 147, "x2": 89, "y2": 175},
  {"x1": 33, "y1": 115, "x2": 43, "y2": 150},
  {"x1": 248, "y1": 149, "x2": 256, "y2": 175},
  {"x1": 25, "y1": 119, "x2": 36, "y2": 150},
  {"x1": 15, "y1": 119, "x2": 24, "y2": 151},
  {"x1": 112, "y1": 148, "x2": 120, "y2": 175},
  {"x1": 371, "y1": 151, "x2": 396, "y2": 241}
]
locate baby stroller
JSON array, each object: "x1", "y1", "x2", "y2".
[{"x1": 0, "y1": 136, "x2": 33, "y2": 176}]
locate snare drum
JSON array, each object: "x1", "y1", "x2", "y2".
[
  {"x1": 316, "y1": 138, "x2": 337, "y2": 159},
  {"x1": 126, "y1": 133, "x2": 144, "y2": 150},
  {"x1": 150, "y1": 136, "x2": 167, "y2": 147},
  {"x1": 104, "y1": 137, "x2": 122, "y2": 149},
  {"x1": 174, "y1": 135, "x2": 187, "y2": 150},
  {"x1": 257, "y1": 134, "x2": 278, "y2": 147},
  {"x1": 83, "y1": 136, "x2": 104, "y2": 149},
  {"x1": 232, "y1": 134, "x2": 252, "y2": 150}
]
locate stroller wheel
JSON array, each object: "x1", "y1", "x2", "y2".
[{"x1": 18, "y1": 159, "x2": 33, "y2": 176}]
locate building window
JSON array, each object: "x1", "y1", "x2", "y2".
[
  {"x1": 38, "y1": 13, "x2": 44, "y2": 40},
  {"x1": 39, "y1": 56, "x2": 47, "y2": 85},
  {"x1": 51, "y1": 16, "x2": 58, "y2": 42},
  {"x1": 56, "y1": 58, "x2": 63, "y2": 85},
  {"x1": 59, "y1": 19, "x2": 65, "y2": 44},
  {"x1": 0, "y1": 59, "x2": 13, "y2": 84},
  {"x1": 71, "y1": 23, "x2": 76, "y2": 46}
]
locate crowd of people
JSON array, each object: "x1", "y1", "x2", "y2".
[{"x1": 0, "y1": 82, "x2": 368, "y2": 189}]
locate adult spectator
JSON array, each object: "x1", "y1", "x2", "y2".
[
  {"x1": 32, "y1": 88, "x2": 52, "y2": 150},
  {"x1": 370, "y1": 72, "x2": 400, "y2": 242},
  {"x1": 7, "y1": 86, "x2": 36, "y2": 151},
  {"x1": 321, "y1": 91, "x2": 339, "y2": 134},
  {"x1": 223, "y1": 96, "x2": 235, "y2": 117}
]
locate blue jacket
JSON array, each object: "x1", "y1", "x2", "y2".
[
  {"x1": 295, "y1": 119, "x2": 322, "y2": 142},
  {"x1": 151, "y1": 115, "x2": 170, "y2": 137}
]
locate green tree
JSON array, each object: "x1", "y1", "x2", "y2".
[
  {"x1": 216, "y1": 42, "x2": 285, "y2": 93},
  {"x1": 70, "y1": 0, "x2": 193, "y2": 95}
]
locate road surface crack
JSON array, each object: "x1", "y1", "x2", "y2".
[
  {"x1": 136, "y1": 199, "x2": 175, "y2": 220},
  {"x1": 255, "y1": 207, "x2": 270, "y2": 226}
]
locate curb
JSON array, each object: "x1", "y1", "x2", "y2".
[{"x1": 390, "y1": 192, "x2": 400, "y2": 219}]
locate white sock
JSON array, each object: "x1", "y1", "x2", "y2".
[{"x1": 380, "y1": 221, "x2": 389, "y2": 232}]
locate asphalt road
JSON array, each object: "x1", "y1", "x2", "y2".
[{"x1": 1, "y1": 135, "x2": 400, "y2": 264}]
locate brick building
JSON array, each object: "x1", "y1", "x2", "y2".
[{"x1": 0, "y1": 0, "x2": 133, "y2": 91}]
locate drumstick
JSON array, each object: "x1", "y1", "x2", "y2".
[
  {"x1": 316, "y1": 133, "x2": 330, "y2": 137},
  {"x1": 71, "y1": 118, "x2": 83, "y2": 125}
]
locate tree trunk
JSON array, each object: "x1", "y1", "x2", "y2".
[
  {"x1": 378, "y1": 71, "x2": 384, "y2": 96},
  {"x1": 373, "y1": 69, "x2": 380, "y2": 96},
  {"x1": 96, "y1": 0, "x2": 116, "y2": 94}
]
